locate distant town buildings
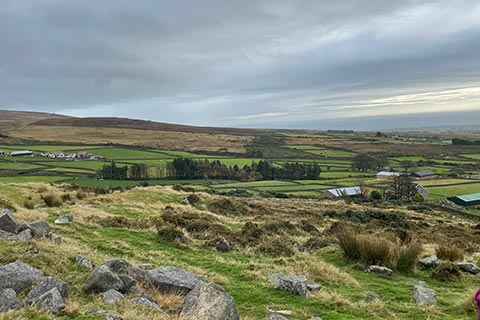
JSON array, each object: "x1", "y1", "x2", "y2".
[
  {"x1": 410, "y1": 170, "x2": 436, "y2": 180},
  {"x1": 376, "y1": 171, "x2": 401, "y2": 180},
  {"x1": 40, "y1": 150, "x2": 103, "y2": 161}
]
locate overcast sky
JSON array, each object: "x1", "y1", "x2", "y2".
[{"x1": 1, "y1": 0, "x2": 480, "y2": 129}]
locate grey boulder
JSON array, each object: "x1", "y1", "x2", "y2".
[
  {"x1": 0, "y1": 229, "x2": 32, "y2": 241},
  {"x1": 103, "y1": 290, "x2": 124, "y2": 303},
  {"x1": 268, "y1": 273, "x2": 308, "y2": 297},
  {"x1": 180, "y1": 283, "x2": 239, "y2": 320},
  {"x1": 24, "y1": 277, "x2": 68, "y2": 305},
  {"x1": 418, "y1": 256, "x2": 438, "y2": 269},
  {"x1": 33, "y1": 288, "x2": 65, "y2": 314},
  {"x1": 146, "y1": 266, "x2": 206, "y2": 295},
  {"x1": 365, "y1": 265, "x2": 393, "y2": 277},
  {"x1": 83, "y1": 265, "x2": 124, "y2": 294},
  {"x1": 0, "y1": 260, "x2": 44, "y2": 293},
  {"x1": 215, "y1": 239, "x2": 231, "y2": 252},
  {"x1": 26, "y1": 220, "x2": 51, "y2": 238},
  {"x1": 130, "y1": 297, "x2": 164, "y2": 312},
  {"x1": 0, "y1": 209, "x2": 21, "y2": 234},
  {"x1": 0, "y1": 288, "x2": 21, "y2": 311},
  {"x1": 457, "y1": 262, "x2": 480, "y2": 275},
  {"x1": 54, "y1": 215, "x2": 73, "y2": 225},
  {"x1": 76, "y1": 256, "x2": 94, "y2": 270},
  {"x1": 413, "y1": 286, "x2": 437, "y2": 305},
  {"x1": 366, "y1": 291, "x2": 381, "y2": 301}
]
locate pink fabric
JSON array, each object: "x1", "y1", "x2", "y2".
[{"x1": 475, "y1": 288, "x2": 480, "y2": 320}]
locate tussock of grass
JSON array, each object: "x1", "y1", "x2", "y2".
[{"x1": 435, "y1": 243, "x2": 465, "y2": 262}]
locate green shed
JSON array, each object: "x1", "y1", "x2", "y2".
[{"x1": 448, "y1": 192, "x2": 480, "y2": 207}]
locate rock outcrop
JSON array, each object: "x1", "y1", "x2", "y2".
[
  {"x1": 268, "y1": 273, "x2": 308, "y2": 297},
  {"x1": 0, "y1": 260, "x2": 44, "y2": 293},
  {"x1": 180, "y1": 283, "x2": 239, "y2": 320},
  {"x1": 365, "y1": 265, "x2": 393, "y2": 277}
]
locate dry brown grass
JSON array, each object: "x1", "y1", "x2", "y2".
[
  {"x1": 435, "y1": 243, "x2": 465, "y2": 262},
  {"x1": 11, "y1": 125, "x2": 252, "y2": 153}
]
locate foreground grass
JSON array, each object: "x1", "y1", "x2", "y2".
[{"x1": 0, "y1": 183, "x2": 478, "y2": 319}]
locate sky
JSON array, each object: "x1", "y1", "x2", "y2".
[{"x1": 1, "y1": 0, "x2": 480, "y2": 129}]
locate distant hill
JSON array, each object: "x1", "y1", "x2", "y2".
[{"x1": 0, "y1": 110, "x2": 70, "y2": 132}]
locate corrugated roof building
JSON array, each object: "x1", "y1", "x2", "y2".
[
  {"x1": 448, "y1": 192, "x2": 480, "y2": 207},
  {"x1": 320, "y1": 186, "x2": 363, "y2": 199}
]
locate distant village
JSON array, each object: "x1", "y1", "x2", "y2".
[{"x1": 0, "y1": 150, "x2": 103, "y2": 161}]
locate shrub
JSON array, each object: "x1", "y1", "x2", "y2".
[
  {"x1": 337, "y1": 228, "x2": 393, "y2": 267},
  {"x1": 412, "y1": 193, "x2": 424, "y2": 202},
  {"x1": 94, "y1": 186, "x2": 111, "y2": 195},
  {"x1": 186, "y1": 194, "x2": 201, "y2": 205},
  {"x1": 38, "y1": 186, "x2": 48, "y2": 193},
  {"x1": 393, "y1": 236, "x2": 423, "y2": 273},
  {"x1": 234, "y1": 222, "x2": 264, "y2": 246},
  {"x1": 23, "y1": 199, "x2": 35, "y2": 210},
  {"x1": 304, "y1": 236, "x2": 332, "y2": 250},
  {"x1": 256, "y1": 236, "x2": 294, "y2": 257},
  {"x1": 76, "y1": 191, "x2": 87, "y2": 200},
  {"x1": 62, "y1": 193, "x2": 72, "y2": 202},
  {"x1": 337, "y1": 228, "x2": 363, "y2": 262},
  {"x1": 157, "y1": 225, "x2": 185, "y2": 242},
  {"x1": 370, "y1": 190, "x2": 382, "y2": 200},
  {"x1": 431, "y1": 261, "x2": 463, "y2": 282},
  {"x1": 0, "y1": 197, "x2": 16, "y2": 212},
  {"x1": 97, "y1": 216, "x2": 132, "y2": 228},
  {"x1": 435, "y1": 243, "x2": 464, "y2": 262},
  {"x1": 172, "y1": 185, "x2": 195, "y2": 192},
  {"x1": 41, "y1": 193, "x2": 63, "y2": 207},
  {"x1": 359, "y1": 236, "x2": 393, "y2": 267}
]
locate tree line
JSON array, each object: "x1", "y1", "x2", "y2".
[{"x1": 97, "y1": 158, "x2": 321, "y2": 181}]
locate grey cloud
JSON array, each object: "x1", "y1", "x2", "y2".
[{"x1": 0, "y1": 0, "x2": 479, "y2": 129}]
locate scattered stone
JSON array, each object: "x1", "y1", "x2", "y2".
[
  {"x1": 103, "y1": 290, "x2": 124, "y2": 303},
  {"x1": 366, "y1": 291, "x2": 381, "y2": 301},
  {"x1": 413, "y1": 286, "x2": 437, "y2": 305},
  {"x1": 418, "y1": 256, "x2": 438, "y2": 269},
  {"x1": 268, "y1": 273, "x2": 308, "y2": 297},
  {"x1": 365, "y1": 265, "x2": 393, "y2": 277},
  {"x1": 267, "y1": 309, "x2": 292, "y2": 315},
  {"x1": 32, "y1": 288, "x2": 65, "y2": 314},
  {"x1": 307, "y1": 283, "x2": 322, "y2": 292},
  {"x1": 24, "y1": 277, "x2": 68, "y2": 305},
  {"x1": 26, "y1": 220, "x2": 51, "y2": 238},
  {"x1": 83, "y1": 265, "x2": 124, "y2": 294},
  {"x1": 180, "y1": 283, "x2": 239, "y2": 320},
  {"x1": 0, "y1": 229, "x2": 32, "y2": 241},
  {"x1": 476, "y1": 273, "x2": 480, "y2": 279},
  {"x1": 26, "y1": 245, "x2": 39, "y2": 254},
  {"x1": 76, "y1": 256, "x2": 94, "y2": 270},
  {"x1": 146, "y1": 266, "x2": 206, "y2": 295},
  {"x1": 89, "y1": 307, "x2": 124, "y2": 320},
  {"x1": 46, "y1": 233, "x2": 62, "y2": 244},
  {"x1": 308, "y1": 318, "x2": 322, "y2": 320},
  {"x1": 215, "y1": 239, "x2": 231, "y2": 252},
  {"x1": 0, "y1": 209, "x2": 21, "y2": 234},
  {"x1": 181, "y1": 198, "x2": 190, "y2": 205},
  {"x1": 457, "y1": 262, "x2": 480, "y2": 275},
  {"x1": 54, "y1": 215, "x2": 73, "y2": 225},
  {"x1": 130, "y1": 297, "x2": 164, "y2": 312},
  {"x1": 0, "y1": 260, "x2": 44, "y2": 293},
  {"x1": 0, "y1": 288, "x2": 20, "y2": 311},
  {"x1": 267, "y1": 315, "x2": 289, "y2": 320}
]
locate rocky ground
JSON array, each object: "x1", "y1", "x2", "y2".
[{"x1": 0, "y1": 182, "x2": 479, "y2": 319}]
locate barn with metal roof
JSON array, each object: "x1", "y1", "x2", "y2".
[{"x1": 447, "y1": 192, "x2": 480, "y2": 207}]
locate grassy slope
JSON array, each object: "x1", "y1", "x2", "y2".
[{"x1": 0, "y1": 183, "x2": 478, "y2": 319}]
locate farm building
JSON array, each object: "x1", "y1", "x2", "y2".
[
  {"x1": 414, "y1": 184, "x2": 430, "y2": 200},
  {"x1": 320, "y1": 186, "x2": 363, "y2": 199},
  {"x1": 447, "y1": 192, "x2": 480, "y2": 207},
  {"x1": 410, "y1": 170, "x2": 436, "y2": 180},
  {"x1": 376, "y1": 171, "x2": 401, "y2": 180},
  {"x1": 10, "y1": 150, "x2": 33, "y2": 157}
]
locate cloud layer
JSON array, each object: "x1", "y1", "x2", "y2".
[{"x1": 1, "y1": 0, "x2": 479, "y2": 128}]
